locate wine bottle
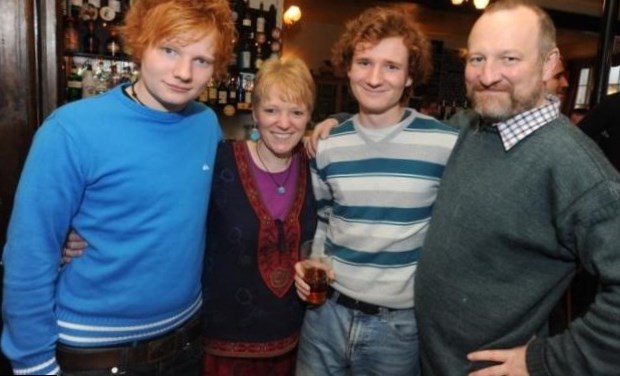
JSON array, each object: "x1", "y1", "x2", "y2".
[
  {"x1": 229, "y1": 0, "x2": 238, "y2": 22},
  {"x1": 64, "y1": 15, "x2": 80, "y2": 53},
  {"x1": 67, "y1": 64, "x2": 83, "y2": 102},
  {"x1": 228, "y1": 75, "x2": 238, "y2": 105},
  {"x1": 82, "y1": 64, "x2": 96, "y2": 98},
  {"x1": 241, "y1": 0, "x2": 252, "y2": 36},
  {"x1": 70, "y1": 0, "x2": 83, "y2": 17},
  {"x1": 82, "y1": 20, "x2": 100, "y2": 54},
  {"x1": 207, "y1": 79, "x2": 218, "y2": 106},
  {"x1": 239, "y1": 35, "x2": 252, "y2": 70},
  {"x1": 217, "y1": 78, "x2": 229, "y2": 106},
  {"x1": 105, "y1": 23, "x2": 122, "y2": 57},
  {"x1": 256, "y1": 2, "x2": 266, "y2": 34}
]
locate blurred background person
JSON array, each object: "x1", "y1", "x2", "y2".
[
  {"x1": 544, "y1": 55, "x2": 569, "y2": 104},
  {"x1": 569, "y1": 108, "x2": 588, "y2": 124},
  {"x1": 578, "y1": 91, "x2": 620, "y2": 172}
]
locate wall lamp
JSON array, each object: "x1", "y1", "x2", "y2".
[
  {"x1": 283, "y1": 5, "x2": 302, "y2": 26},
  {"x1": 451, "y1": 0, "x2": 490, "y2": 10}
]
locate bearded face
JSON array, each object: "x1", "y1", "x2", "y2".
[
  {"x1": 466, "y1": 71, "x2": 545, "y2": 123},
  {"x1": 465, "y1": 8, "x2": 554, "y2": 123}
]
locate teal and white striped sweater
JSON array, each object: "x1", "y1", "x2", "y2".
[{"x1": 311, "y1": 108, "x2": 458, "y2": 309}]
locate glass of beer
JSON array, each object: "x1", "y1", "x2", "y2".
[{"x1": 300, "y1": 240, "x2": 330, "y2": 306}]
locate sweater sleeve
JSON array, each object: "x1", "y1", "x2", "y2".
[
  {"x1": 526, "y1": 180, "x2": 620, "y2": 375},
  {"x1": 1, "y1": 119, "x2": 85, "y2": 375},
  {"x1": 309, "y1": 149, "x2": 332, "y2": 258}
]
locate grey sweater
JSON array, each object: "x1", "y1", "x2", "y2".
[{"x1": 416, "y1": 111, "x2": 620, "y2": 375}]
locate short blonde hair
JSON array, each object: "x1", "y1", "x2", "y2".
[
  {"x1": 121, "y1": 0, "x2": 236, "y2": 80},
  {"x1": 252, "y1": 58, "x2": 316, "y2": 113}
]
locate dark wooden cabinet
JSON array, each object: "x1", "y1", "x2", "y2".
[
  {"x1": 312, "y1": 75, "x2": 357, "y2": 124},
  {"x1": 0, "y1": 0, "x2": 59, "y2": 373},
  {"x1": 1, "y1": 0, "x2": 60, "y2": 252}
]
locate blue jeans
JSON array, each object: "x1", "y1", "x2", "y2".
[
  {"x1": 295, "y1": 292, "x2": 419, "y2": 376},
  {"x1": 60, "y1": 338, "x2": 203, "y2": 376}
]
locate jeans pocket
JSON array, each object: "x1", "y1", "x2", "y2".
[{"x1": 383, "y1": 310, "x2": 418, "y2": 342}]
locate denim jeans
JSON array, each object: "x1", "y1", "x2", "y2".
[
  {"x1": 295, "y1": 292, "x2": 419, "y2": 376},
  {"x1": 60, "y1": 338, "x2": 203, "y2": 376}
]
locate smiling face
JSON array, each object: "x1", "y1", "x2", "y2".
[
  {"x1": 347, "y1": 36, "x2": 413, "y2": 126},
  {"x1": 253, "y1": 85, "x2": 310, "y2": 159},
  {"x1": 135, "y1": 31, "x2": 217, "y2": 112},
  {"x1": 465, "y1": 6, "x2": 558, "y2": 122}
]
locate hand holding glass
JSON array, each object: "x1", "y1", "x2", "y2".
[{"x1": 299, "y1": 240, "x2": 331, "y2": 306}]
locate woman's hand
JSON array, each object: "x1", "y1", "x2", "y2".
[{"x1": 61, "y1": 230, "x2": 88, "y2": 264}]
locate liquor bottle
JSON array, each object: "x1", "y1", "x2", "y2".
[
  {"x1": 82, "y1": 64, "x2": 97, "y2": 98},
  {"x1": 198, "y1": 87, "x2": 210, "y2": 104},
  {"x1": 105, "y1": 24, "x2": 122, "y2": 57},
  {"x1": 66, "y1": 64, "x2": 83, "y2": 102},
  {"x1": 237, "y1": 75, "x2": 246, "y2": 105},
  {"x1": 241, "y1": 6, "x2": 252, "y2": 36},
  {"x1": 255, "y1": 2, "x2": 266, "y2": 34},
  {"x1": 229, "y1": 0, "x2": 238, "y2": 23},
  {"x1": 228, "y1": 75, "x2": 238, "y2": 105},
  {"x1": 64, "y1": 15, "x2": 79, "y2": 53},
  {"x1": 238, "y1": 35, "x2": 252, "y2": 70},
  {"x1": 94, "y1": 60, "x2": 110, "y2": 94},
  {"x1": 269, "y1": 39, "x2": 281, "y2": 60},
  {"x1": 82, "y1": 20, "x2": 100, "y2": 54},
  {"x1": 270, "y1": 26, "x2": 282, "y2": 46},
  {"x1": 236, "y1": 0, "x2": 246, "y2": 27},
  {"x1": 253, "y1": 42, "x2": 264, "y2": 70},
  {"x1": 207, "y1": 79, "x2": 218, "y2": 106},
  {"x1": 243, "y1": 77, "x2": 253, "y2": 106},
  {"x1": 70, "y1": 0, "x2": 83, "y2": 17},
  {"x1": 108, "y1": 64, "x2": 121, "y2": 88},
  {"x1": 217, "y1": 78, "x2": 229, "y2": 106},
  {"x1": 267, "y1": 4, "x2": 277, "y2": 36}
]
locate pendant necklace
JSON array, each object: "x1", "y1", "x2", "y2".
[
  {"x1": 130, "y1": 81, "x2": 146, "y2": 106},
  {"x1": 256, "y1": 142, "x2": 293, "y2": 195}
]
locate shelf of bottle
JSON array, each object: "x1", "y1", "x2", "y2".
[
  {"x1": 64, "y1": 51, "x2": 131, "y2": 62},
  {"x1": 199, "y1": 102, "x2": 253, "y2": 116}
]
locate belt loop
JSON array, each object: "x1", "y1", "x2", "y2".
[{"x1": 327, "y1": 286, "x2": 339, "y2": 301}]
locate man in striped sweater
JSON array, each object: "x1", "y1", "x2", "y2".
[{"x1": 293, "y1": 5, "x2": 458, "y2": 375}]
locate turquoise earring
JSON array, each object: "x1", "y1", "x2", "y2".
[{"x1": 249, "y1": 124, "x2": 260, "y2": 142}]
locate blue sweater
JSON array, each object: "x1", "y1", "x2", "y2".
[
  {"x1": 312, "y1": 109, "x2": 458, "y2": 308},
  {"x1": 2, "y1": 85, "x2": 222, "y2": 375}
]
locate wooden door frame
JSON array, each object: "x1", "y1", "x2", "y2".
[{"x1": 0, "y1": 0, "x2": 60, "y2": 243}]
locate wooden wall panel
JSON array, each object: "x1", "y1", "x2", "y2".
[{"x1": 1, "y1": 0, "x2": 58, "y2": 372}]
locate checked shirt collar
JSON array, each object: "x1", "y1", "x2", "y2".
[{"x1": 493, "y1": 95, "x2": 561, "y2": 151}]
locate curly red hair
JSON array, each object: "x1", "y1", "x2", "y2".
[{"x1": 331, "y1": 5, "x2": 432, "y2": 104}]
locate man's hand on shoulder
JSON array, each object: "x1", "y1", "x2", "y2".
[{"x1": 305, "y1": 117, "x2": 339, "y2": 158}]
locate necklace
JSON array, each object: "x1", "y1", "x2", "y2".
[
  {"x1": 255, "y1": 142, "x2": 293, "y2": 195},
  {"x1": 130, "y1": 81, "x2": 146, "y2": 106}
]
